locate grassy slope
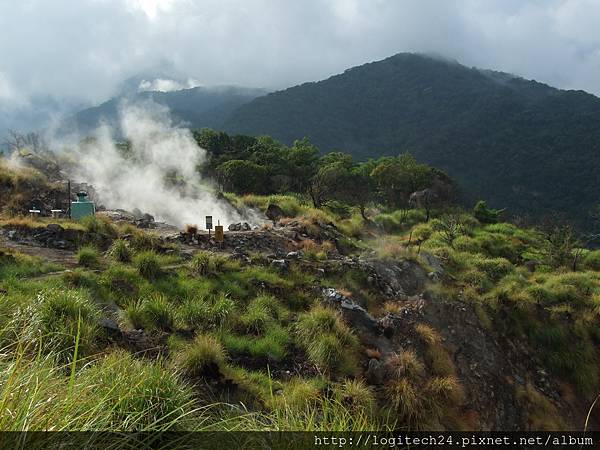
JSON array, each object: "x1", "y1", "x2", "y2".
[{"x1": 0, "y1": 194, "x2": 599, "y2": 433}]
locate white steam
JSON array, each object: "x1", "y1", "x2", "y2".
[{"x1": 69, "y1": 101, "x2": 248, "y2": 228}]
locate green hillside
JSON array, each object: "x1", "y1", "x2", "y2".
[{"x1": 223, "y1": 53, "x2": 600, "y2": 229}]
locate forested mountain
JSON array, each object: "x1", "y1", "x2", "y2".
[
  {"x1": 59, "y1": 85, "x2": 266, "y2": 136},
  {"x1": 223, "y1": 53, "x2": 600, "y2": 228}
]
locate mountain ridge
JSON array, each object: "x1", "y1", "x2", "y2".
[{"x1": 222, "y1": 53, "x2": 600, "y2": 228}]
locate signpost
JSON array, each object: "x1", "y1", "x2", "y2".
[
  {"x1": 215, "y1": 225, "x2": 224, "y2": 242},
  {"x1": 206, "y1": 216, "x2": 213, "y2": 237}
]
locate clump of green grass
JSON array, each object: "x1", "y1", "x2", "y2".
[
  {"x1": 295, "y1": 305, "x2": 359, "y2": 375},
  {"x1": 178, "y1": 293, "x2": 235, "y2": 330},
  {"x1": 222, "y1": 323, "x2": 290, "y2": 361},
  {"x1": 108, "y1": 238, "x2": 132, "y2": 262},
  {"x1": 80, "y1": 350, "x2": 197, "y2": 430},
  {"x1": 414, "y1": 323, "x2": 456, "y2": 377},
  {"x1": 0, "y1": 250, "x2": 61, "y2": 278},
  {"x1": 77, "y1": 246, "x2": 100, "y2": 268},
  {"x1": 386, "y1": 375, "x2": 462, "y2": 430},
  {"x1": 100, "y1": 264, "x2": 142, "y2": 304},
  {"x1": 80, "y1": 215, "x2": 118, "y2": 242},
  {"x1": 174, "y1": 334, "x2": 227, "y2": 378},
  {"x1": 10, "y1": 288, "x2": 100, "y2": 361},
  {"x1": 189, "y1": 251, "x2": 231, "y2": 276},
  {"x1": 334, "y1": 379, "x2": 375, "y2": 417},
  {"x1": 134, "y1": 251, "x2": 162, "y2": 280},
  {"x1": 141, "y1": 293, "x2": 175, "y2": 331}
]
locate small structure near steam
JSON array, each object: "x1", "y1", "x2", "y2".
[{"x1": 70, "y1": 191, "x2": 95, "y2": 220}]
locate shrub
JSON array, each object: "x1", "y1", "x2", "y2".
[
  {"x1": 101, "y1": 264, "x2": 141, "y2": 303},
  {"x1": 108, "y1": 239, "x2": 132, "y2": 263},
  {"x1": 583, "y1": 250, "x2": 600, "y2": 271},
  {"x1": 175, "y1": 334, "x2": 227, "y2": 378},
  {"x1": 77, "y1": 246, "x2": 100, "y2": 268},
  {"x1": 472, "y1": 256, "x2": 513, "y2": 281},
  {"x1": 516, "y1": 383, "x2": 564, "y2": 430},
  {"x1": 453, "y1": 235, "x2": 482, "y2": 254},
  {"x1": 134, "y1": 251, "x2": 161, "y2": 280},
  {"x1": 473, "y1": 200, "x2": 503, "y2": 224}
]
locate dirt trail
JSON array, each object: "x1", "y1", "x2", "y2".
[{"x1": 0, "y1": 236, "x2": 78, "y2": 268}]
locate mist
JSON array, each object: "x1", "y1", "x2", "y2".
[{"x1": 64, "y1": 101, "x2": 250, "y2": 229}]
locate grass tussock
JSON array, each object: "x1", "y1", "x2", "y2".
[{"x1": 295, "y1": 305, "x2": 359, "y2": 376}]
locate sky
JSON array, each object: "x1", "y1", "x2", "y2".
[{"x1": 1, "y1": 0, "x2": 600, "y2": 127}]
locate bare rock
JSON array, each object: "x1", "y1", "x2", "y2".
[{"x1": 266, "y1": 203, "x2": 285, "y2": 221}]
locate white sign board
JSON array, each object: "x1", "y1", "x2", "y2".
[{"x1": 206, "y1": 216, "x2": 213, "y2": 230}]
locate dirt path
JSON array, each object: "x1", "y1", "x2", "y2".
[{"x1": 0, "y1": 236, "x2": 78, "y2": 268}]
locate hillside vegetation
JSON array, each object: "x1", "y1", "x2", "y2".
[
  {"x1": 0, "y1": 135, "x2": 599, "y2": 441},
  {"x1": 223, "y1": 53, "x2": 600, "y2": 229}
]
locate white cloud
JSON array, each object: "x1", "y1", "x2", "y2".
[
  {"x1": 1, "y1": 0, "x2": 600, "y2": 131},
  {"x1": 138, "y1": 78, "x2": 200, "y2": 92}
]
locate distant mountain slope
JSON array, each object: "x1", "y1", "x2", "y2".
[
  {"x1": 60, "y1": 85, "x2": 266, "y2": 136},
  {"x1": 224, "y1": 53, "x2": 600, "y2": 227}
]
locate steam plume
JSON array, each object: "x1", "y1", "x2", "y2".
[{"x1": 67, "y1": 101, "x2": 249, "y2": 228}]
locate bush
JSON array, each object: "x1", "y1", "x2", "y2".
[
  {"x1": 179, "y1": 296, "x2": 212, "y2": 329},
  {"x1": 134, "y1": 251, "x2": 161, "y2": 280},
  {"x1": 77, "y1": 246, "x2": 100, "y2": 268},
  {"x1": 108, "y1": 239, "x2": 132, "y2": 263},
  {"x1": 128, "y1": 230, "x2": 161, "y2": 252},
  {"x1": 175, "y1": 334, "x2": 227, "y2": 378},
  {"x1": 583, "y1": 250, "x2": 600, "y2": 271},
  {"x1": 472, "y1": 256, "x2": 514, "y2": 281},
  {"x1": 473, "y1": 200, "x2": 502, "y2": 224}
]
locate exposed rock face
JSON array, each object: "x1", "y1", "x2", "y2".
[
  {"x1": 228, "y1": 222, "x2": 251, "y2": 231},
  {"x1": 0, "y1": 224, "x2": 84, "y2": 250},
  {"x1": 0, "y1": 222, "x2": 115, "y2": 250},
  {"x1": 265, "y1": 203, "x2": 285, "y2": 221}
]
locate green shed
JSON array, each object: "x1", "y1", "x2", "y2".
[{"x1": 71, "y1": 192, "x2": 95, "y2": 220}]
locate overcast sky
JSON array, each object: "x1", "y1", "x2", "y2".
[{"x1": 1, "y1": 0, "x2": 600, "y2": 109}]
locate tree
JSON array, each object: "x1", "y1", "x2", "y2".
[
  {"x1": 473, "y1": 200, "x2": 504, "y2": 224},
  {"x1": 3, "y1": 130, "x2": 47, "y2": 154},
  {"x1": 216, "y1": 160, "x2": 268, "y2": 195},
  {"x1": 286, "y1": 138, "x2": 319, "y2": 192},
  {"x1": 370, "y1": 153, "x2": 432, "y2": 208}
]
